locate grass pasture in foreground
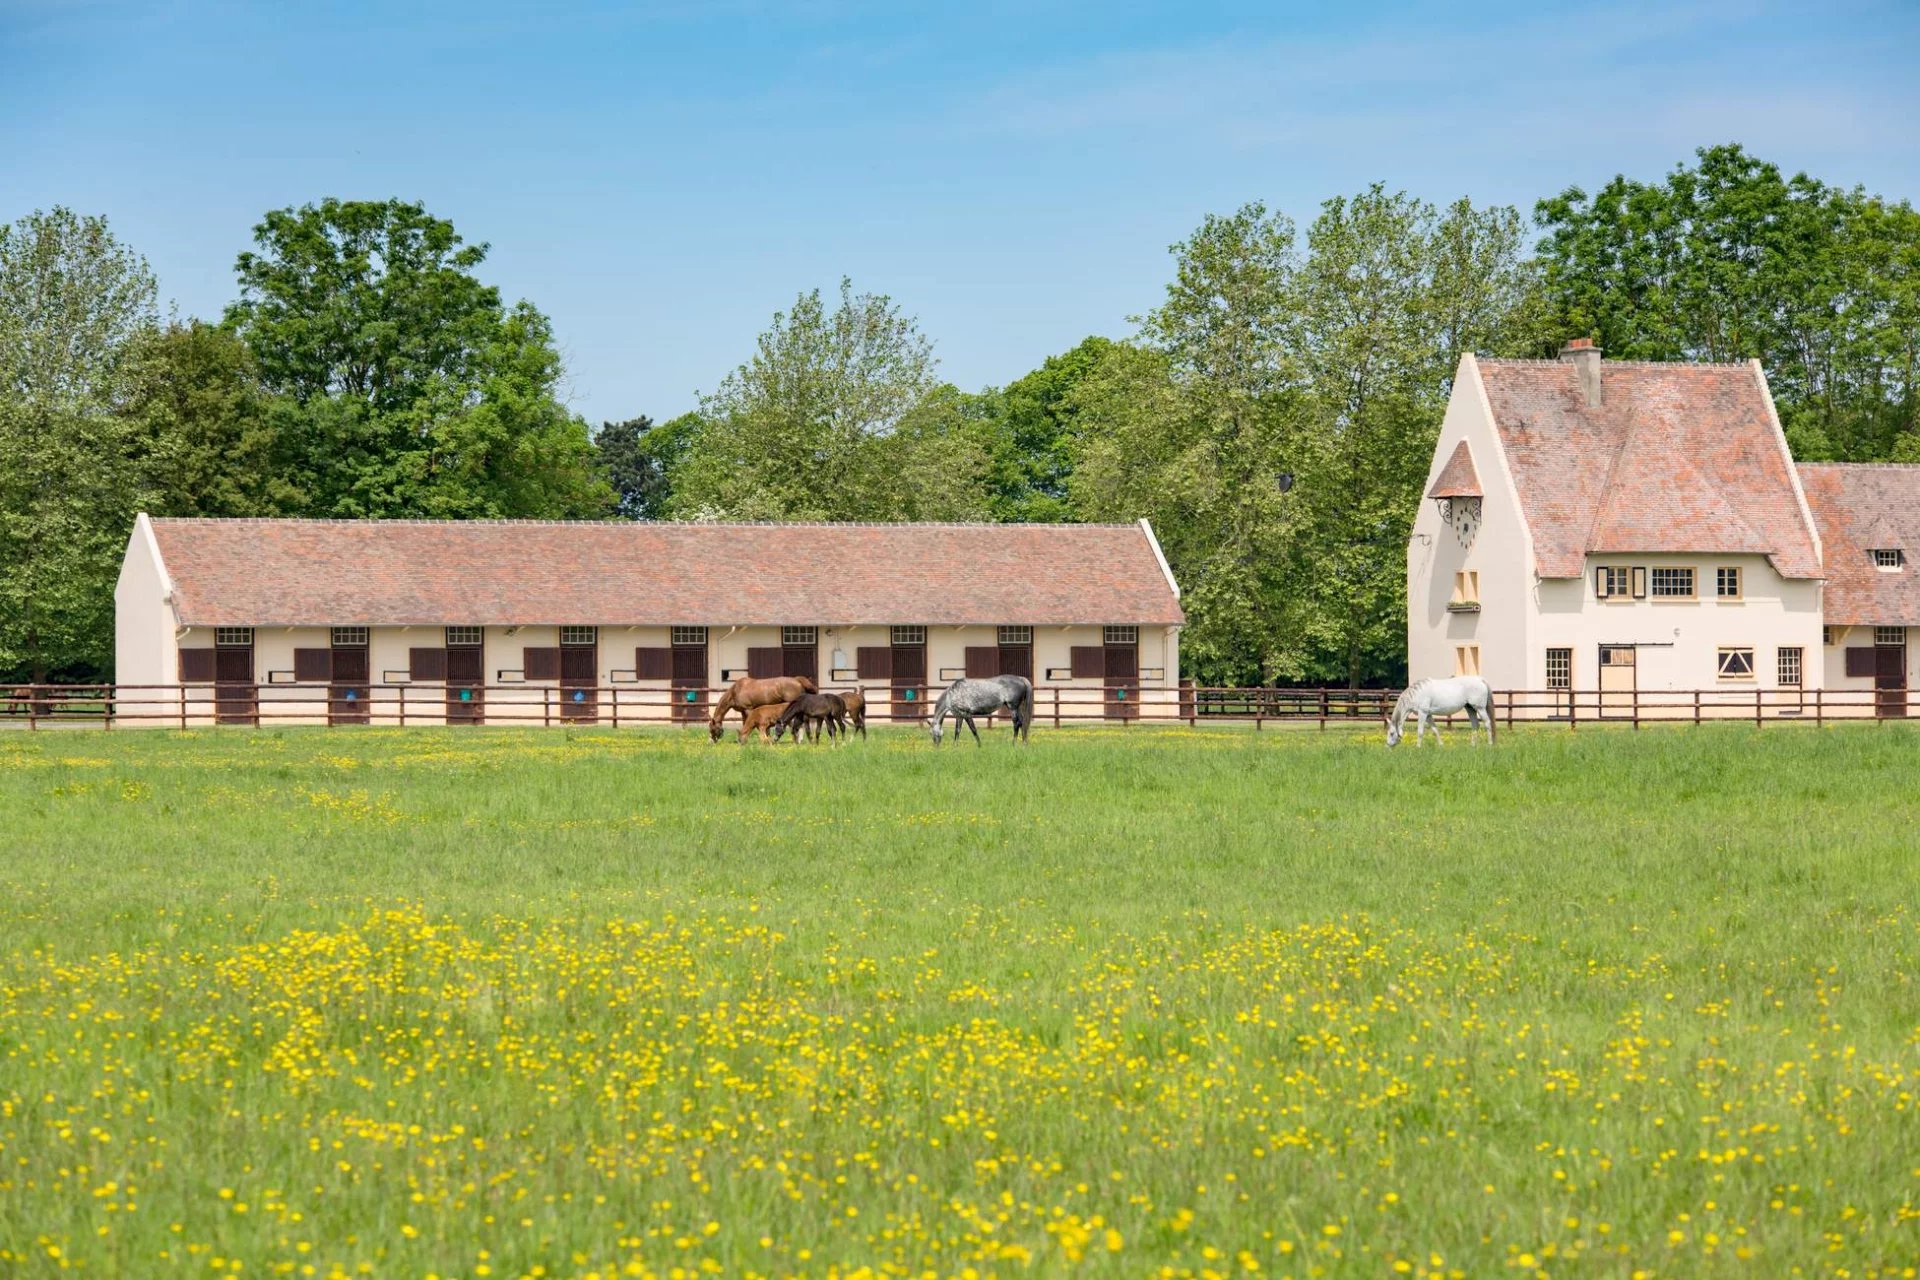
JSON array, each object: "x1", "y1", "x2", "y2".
[{"x1": 0, "y1": 723, "x2": 1917, "y2": 1279}]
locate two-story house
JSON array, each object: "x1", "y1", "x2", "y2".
[{"x1": 1408, "y1": 340, "x2": 1920, "y2": 716}]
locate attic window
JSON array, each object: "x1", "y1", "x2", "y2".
[{"x1": 1872, "y1": 549, "x2": 1905, "y2": 571}]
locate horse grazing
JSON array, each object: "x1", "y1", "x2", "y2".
[
  {"x1": 771, "y1": 692, "x2": 848, "y2": 745},
  {"x1": 709, "y1": 675, "x2": 816, "y2": 742},
  {"x1": 1386, "y1": 676, "x2": 1495, "y2": 747},
  {"x1": 833, "y1": 689, "x2": 867, "y2": 740},
  {"x1": 736, "y1": 701, "x2": 789, "y2": 743},
  {"x1": 930, "y1": 675, "x2": 1032, "y2": 746}
]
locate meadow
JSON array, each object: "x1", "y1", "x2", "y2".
[{"x1": 0, "y1": 722, "x2": 1916, "y2": 1279}]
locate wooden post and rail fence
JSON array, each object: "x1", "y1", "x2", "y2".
[{"x1": 2, "y1": 682, "x2": 1915, "y2": 730}]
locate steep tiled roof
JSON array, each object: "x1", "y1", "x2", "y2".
[
  {"x1": 146, "y1": 518, "x2": 1185, "y2": 628},
  {"x1": 1796, "y1": 465, "x2": 1920, "y2": 626},
  {"x1": 1427, "y1": 441, "x2": 1482, "y2": 498},
  {"x1": 1476, "y1": 358, "x2": 1821, "y2": 579}
]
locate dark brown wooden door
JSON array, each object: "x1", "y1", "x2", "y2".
[
  {"x1": 329, "y1": 646, "x2": 371, "y2": 725},
  {"x1": 447, "y1": 646, "x2": 484, "y2": 724},
  {"x1": 998, "y1": 645, "x2": 1033, "y2": 680},
  {"x1": 560, "y1": 644, "x2": 598, "y2": 722},
  {"x1": 782, "y1": 643, "x2": 818, "y2": 683},
  {"x1": 891, "y1": 644, "x2": 927, "y2": 721},
  {"x1": 214, "y1": 645, "x2": 255, "y2": 725},
  {"x1": 1104, "y1": 644, "x2": 1139, "y2": 720},
  {"x1": 672, "y1": 644, "x2": 708, "y2": 721},
  {"x1": 1876, "y1": 643, "x2": 1907, "y2": 718}
]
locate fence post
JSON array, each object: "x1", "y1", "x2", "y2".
[
  {"x1": 1755, "y1": 687, "x2": 1762, "y2": 727},
  {"x1": 1052, "y1": 686, "x2": 1060, "y2": 730},
  {"x1": 1567, "y1": 686, "x2": 1576, "y2": 732},
  {"x1": 1815, "y1": 688, "x2": 1823, "y2": 728},
  {"x1": 1693, "y1": 689, "x2": 1700, "y2": 726},
  {"x1": 611, "y1": 687, "x2": 620, "y2": 730},
  {"x1": 1319, "y1": 687, "x2": 1328, "y2": 731},
  {"x1": 398, "y1": 683, "x2": 407, "y2": 728},
  {"x1": 178, "y1": 684, "x2": 187, "y2": 731},
  {"x1": 1631, "y1": 685, "x2": 1640, "y2": 730},
  {"x1": 544, "y1": 687, "x2": 552, "y2": 728}
]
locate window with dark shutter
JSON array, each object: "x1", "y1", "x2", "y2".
[
  {"x1": 293, "y1": 649, "x2": 332, "y2": 682},
  {"x1": 856, "y1": 646, "x2": 892, "y2": 679},
  {"x1": 1070, "y1": 646, "x2": 1105, "y2": 679},
  {"x1": 635, "y1": 648, "x2": 672, "y2": 680},
  {"x1": 964, "y1": 646, "x2": 999, "y2": 679},
  {"x1": 1845, "y1": 647, "x2": 1878, "y2": 678},
  {"x1": 1631, "y1": 566, "x2": 1648, "y2": 599},
  {"x1": 746, "y1": 647, "x2": 783, "y2": 679},
  {"x1": 409, "y1": 648, "x2": 448, "y2": 681},
  {"x1": 178, "y1": 649, "x2": 216, "y2": 683},
  {"x1": 523, "y1": 647, "x2": 561, "y2": 680}
]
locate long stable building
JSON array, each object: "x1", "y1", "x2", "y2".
[{"x1": 116, "y1": 516, "x2": 1185, "y2": 726}]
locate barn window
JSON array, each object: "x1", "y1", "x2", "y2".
[
  {"x1": 215, "y1": 627, "x2": 253, "y2": 647},
  {"x1": 1876, "y1": 626, "x2": 1907, "y2": 645},
  {"x1": 781, "y1": 626, "x2": 817, "y2": 646},
  {"x1": 1454, "y1": 645, "x2": 1480, "y2": 677},
  {"x1": 1103, "y1": 625, "x2": 1138, "y2": 645},
  {"x1": 330, "y1": 626, "x2": 369, "y2": 647},
  {"x1": 997, "y1": 625, "x2": 1032, "y2": 646},
  {"x1": 890, "y1": 625, "x2": 926, "y2": 646},
  {"x1": 671, "y1": 626, "x2": 707, "y2": 646},
  {"x1": 1594, "y1": 567, "x2": 1630, "y2": 600},
  {"x1": 1777, "y1": 647, "x2": 1803, "y2": 686},
  {"x1": 1872, "y1": 549, "x2": 1905, "y2": 571},
  {"x1": 1651, "y1": 568, "x2": 1695, "y2": 598},
  {"x1": 1716, "y1": 647, "x2": 1754, "y2": 680},
  {"x1": 1545, "y1": 648, "x2": 1571, "y2": 690},
  {"x1": 1450, "y1": 570, "x2": 1480, "y2": 608},
  {"x1": 1715, "y1": 567, "x2": 1742, "y2": 599},
  {"x1": 446, "y1": 626, "x2": 482, "y2": 647},
  {"x1": 560, "y1": 626, "x2": 598, "y2": 646}
]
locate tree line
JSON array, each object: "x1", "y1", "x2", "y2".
[{"x1": 3, "y1": 144, "x2": 1915, "y2": 686}]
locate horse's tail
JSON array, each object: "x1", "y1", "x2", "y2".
[{"x1": 1482, "y1": 678, "x2": 1496, "y2": 744}]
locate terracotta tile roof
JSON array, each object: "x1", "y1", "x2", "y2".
[
  {"x1": 1796, "y1": 465, "x2": 1920, "y2": 626},
  {"x1": 146, "y1": 518, "x2": 1186, "y2": 628},
  {"x1": 1476, "y1": 358, "x2": 1821, "y2": 579},
  {"x1": 1427, "y1": 441, "x2": 1482, "y2": 498}
]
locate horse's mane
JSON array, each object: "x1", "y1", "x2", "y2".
[{"x1": 1392, "y1": 678, "x2": 1435, "y2": 719}]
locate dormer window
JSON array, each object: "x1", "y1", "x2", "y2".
[{"x1": 1872, "y1": 549, "x2": 1904, "y2": 571}]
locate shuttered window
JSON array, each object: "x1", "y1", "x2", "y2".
[
  {"x1": 179, "y1": 649, "x2": 216, "y2": 683},
  {"x1": 1069, "y1": 646, "x2": 1105, "y2": 679},
  {"x1": 523, "y1": 647, "x2": 562, "y2": 680},
  {"x1": 635, "y1": 648, "x2": 672, "y2": 680},
  {"x1": 855, "y1": 646, "x2": 892, "y2": 680},
  {"x1": 1845, "y1": 647, "x2": 1878, "y2": 678},
  {"x1": 964, "y1": 647, "x2": 999, "y2": 679},
  {"x1": 293, "y1": 648, "x2": 332, "y2": 682},
  {"x1": 409, "y1": 648, "x2": 448, "y2": 681},
  {"x1": 746, "y1": 647, "x2": 783, "y2": 679}
]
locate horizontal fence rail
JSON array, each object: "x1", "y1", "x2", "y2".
[{"x1": 3, "y1": 682, "x2": 1917, "y2": 730}]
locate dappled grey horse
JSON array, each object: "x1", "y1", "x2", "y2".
[
  {"x1": 929, "y1": 675, "x2": 1033, "y2": 746},
  {"x1": 1385, "y1": 676, "x2": 1495, "y2": 747}
]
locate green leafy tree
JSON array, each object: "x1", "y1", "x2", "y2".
[
  {"x1": 981, "y1": 336, "x2": 1115, "y2": 522},
  {"x1": 0, "y1": 208, "x2": 157, "y2": 682},
  {"x1": 1536, "y1": 144, "x2": 1918, "y2": 459},
  {"x1": 594, "y1": 413, "x2": 704, "y2": 519},
  {"x1": 224, "y1": 199, "x2": 609, "y2": 517},
  {"x1": 124, "y1": 320, "x2": 294, "y2": 517},
  {"x1": 669, "y1": 279, "x2": 982, "y2": 520}
]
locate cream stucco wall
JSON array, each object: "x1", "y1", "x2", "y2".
[
  {"x1": 1407, "y1": 355, "x2": 1536, "y2": 691},
  {"x1": 113, "y1": 513, "x2": 179, "y2": 691}
]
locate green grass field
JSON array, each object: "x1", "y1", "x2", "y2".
[{"x1": 2, "y1": 723, "x2": 1917, "y2": 1279}]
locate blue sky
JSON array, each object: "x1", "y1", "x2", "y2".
[{"x1": 6, "y1": 0, "x2": 1918, "y2": 421}]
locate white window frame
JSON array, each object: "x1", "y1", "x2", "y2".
[
  {"x1": 1651, "y1": 568, "x2": 1696, "y2": 599},
  {"x1": 1875, "y1": 626, "x2": 1906, "y2": 646},
  {"x1": 997, "y1": 625, "x2": 1032, "y2": 646},
  {"x1": 559, "y1": 626, "x2": 598, "y2": 646},
  {"x1": 1872, "y1": 549, "x2": 1905, "y2": 571},
  {"x1": 890, "y1": 625, "x2": 927, "y2": 646},
  {"x1": 1545, "y1": 647, "x2": 1572, "y2": 690},
  {"x1": 446, "y1": 626, "x2": 482, "y2": 647},
  {"x1": 1777, "y1": 646, "x2": 1803, "y2": 687},
  {"x1": 780, "y1": 626, "x2": 817, "y2": 647},
  {"x1": 670, "y1": 626, "x2": 707, "y2": 646},
  {"x1": 1715, "y1": 566, "x2": 1742, "y2": 599},
  {"x1": 214, "y1": 627, "x2": 254, "y2": 647},
  {"x1": 1716, "y1": 647, "x2": 1755, "y2": 680},
  {"x1": 1103, "y1": 625, "x2": 1139, "y2": 645},
  {"x1": 330, "y1": 626, "x2": 369, "y2": 647}
]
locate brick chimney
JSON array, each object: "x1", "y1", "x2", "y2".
[{"x1": 1560, "y1": 337, "x2": 1602, "y2": 408}]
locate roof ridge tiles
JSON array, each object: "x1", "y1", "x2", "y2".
[
  {"x1": 145, "y1": 516, "x2": 1144, "y2": 530},
  {"x1": 1477, "y1": 356, "x2": 1754, "y2": 370}
]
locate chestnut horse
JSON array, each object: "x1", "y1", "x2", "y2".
[
  {"x1": 736, "y1": 701, "x2": 789, "y2": 743},
  {"x1": 834, "y1": 689, "x2": 867, "y2": 740},
  {"x1": 709, "y1": 675, "x2": 816, "y2": 741}
]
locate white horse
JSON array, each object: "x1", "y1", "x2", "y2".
[{"x1": 1385, "y1": 676, "x2": 1496, "y2": 747}]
